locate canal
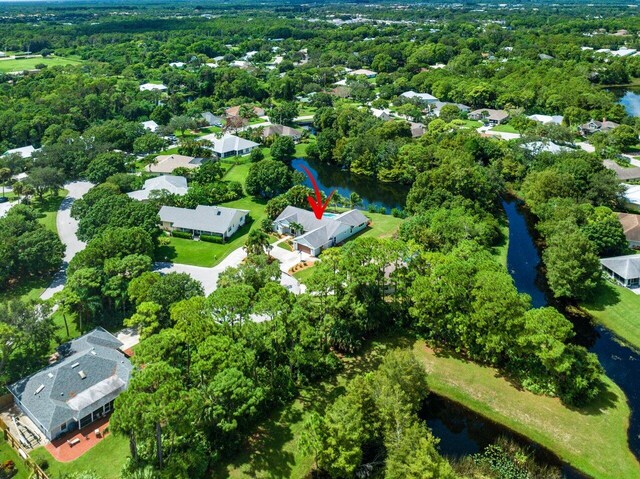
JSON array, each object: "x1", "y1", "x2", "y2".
[{"x1": 502, "y1": 198, "x2": 640, "y2": 472}]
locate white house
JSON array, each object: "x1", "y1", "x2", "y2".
[
  {"x1": 273, "y1": 206, "x2": 370, "y2": 256},
  {"x1": 521, "y1": 141, "x2": 573, "y2": 155},
  {"x1": 623, "y1": 184, "x2": 640, "y2": 207},
  {"x1": 159, "y1": 205, "x2": 249, "y2": 240},
  {"x1": 527, "y1": 114, "x2": 564, "y2": 125},
  {"x1": 7, "y1": 328, "x2": 132, "y2": 441},
  {"x1": 401, "y1": 91, "x2": 439, "y2": 103},
  {"x1": 350, "y1": 68, "x2": 377, "y2": 78},
  {"x1": 4, "y1": 145, "x2": 37, "y2": 158},
  {"x1": 139, "y1": 83, "x2": 168, "y2": 92},
  {"x1": 128, "y1": 175, "x2": 188, "y2": 201},
  {"x1": 601, "y1": 255, "x2": 640, "y2": 288},
  {"x1": 200, "y1": 133, "x2": 259, "y2": 158},
  {"x1": 142, "y1": 120, "x2": 159, "y2": 132}
]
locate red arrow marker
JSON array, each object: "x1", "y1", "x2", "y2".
[{"x1": 300, "y1": 165, "x2": 335, "y2": 220}]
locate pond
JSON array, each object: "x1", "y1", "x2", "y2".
[
  {"x1": 502, "y1": 198, "x2": 640, "y2": 465},
  {"x1": 611, "y1": 87, "x2": 640, "y2": 117},
  {"x1": 291, "y1": 158, "x2": 409, "y2": 213}
]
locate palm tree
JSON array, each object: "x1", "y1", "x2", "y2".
[
  {"x1": 244, "y1": 229, "x2": 272, "y2": 256},
  {"x1": 289, "y1": 221, "x2": 303, "y2": 236},
  {"x1": 0, "y1": 168, "x2": 10, "y2": 198},
  {"x1": 349, "y1": 192, "x2": 362, "y2": 209}
]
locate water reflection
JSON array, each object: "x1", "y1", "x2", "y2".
[{"x1": 291, "y1": 158, "x2": 409, "y2": 213}]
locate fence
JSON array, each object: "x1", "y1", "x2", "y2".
[{"x1": 0, "y1": 417, "x2": 50, "y2": 479}]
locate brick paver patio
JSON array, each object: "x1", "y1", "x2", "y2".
[{"x1": 45, "y1": 416, "x2": 111, "y2": 462}]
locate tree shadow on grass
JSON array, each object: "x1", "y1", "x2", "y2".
[
  {"x1": 428, "y1": 342, "x2": 619, "y2": 416},
  {"x1": 582, "y1": 281, "x2": 621, "y2": 311}
]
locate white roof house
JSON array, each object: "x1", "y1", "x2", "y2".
[
  {"x1": 527, "y1": 114, "x2": 564, "y2": 125},
  {"x1": 401, "y1": 91, "x2": 439, "y2": 103},
  {"x1": 128, "y1": 175, "x2": 188, "y2": 201},
  {"x1": 169, "y1": 62, "x2": 186, "y2": 68},
  {"x1": 139, "y1": 83, "x2": 168, "y2": 92},
  {"x1": 273, "y1": 206, "x2": 370, "y2": 256},
  {"x1": 350, "y1": 68, "x2": 377, "y2": 78},
  {"x1": 160, "y1": 205, "x2": 249, "y2": 240},
  {"x1": 624, "y1": 184, "x2": 640, "y2": 206},
  {"x1": 200, "y1": 133, "x2": 259, "y2": 158},
  {"x1": 601, "y1": 254, "x2": 640, "y2": 288},
  {"x1": 142, "y1": 120, "x2": 159, "y2": 132},
  {"x1": 147, "y1": 154, "x2": 204, "y2": 174},
  {"x1": 521, "y1": 141, "x2": 573, "y2": 154},
  {"x1": 4, "y1": 145, "x2": 37, "y2": 158}
]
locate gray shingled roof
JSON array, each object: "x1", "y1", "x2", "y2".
[
  {"x1": 160, "y1": 205, "x2": 249, "y2": 235},
  {"x1": 601, "y1": 255, "x2": 640, "y2": 280},
  {"x1": 275, "y1": 206, "x2": 369, "y2": 249},
  {"x1": 7, "y1": 328, "x2": 132, "y2": 436}
]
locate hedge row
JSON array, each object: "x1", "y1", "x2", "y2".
[
  {"x1": 200, "y1": 234, "x2": 224, "y2": 244},
  {"x1": 172, "y1": 230, "x2": 193, "y2": 239}
]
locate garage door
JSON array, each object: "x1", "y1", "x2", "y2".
[{"x1": 297, "y1": 244, "x2": 312, "y2": 254}]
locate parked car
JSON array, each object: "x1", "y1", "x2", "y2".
[{"x1": 0, "y1": 197, "x2": 8, "y2": 203}]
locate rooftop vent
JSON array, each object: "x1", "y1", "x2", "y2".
[
  {"x1": 47, "y1": 373, "x2": 54, "y2": 378},
  {"x1": 91, "y1": 350, "x2": 97, "y2": 356},
  {"x1": 71, "y1": 362, "x2": 80, "y2": 369},
  {"x1": 217, "y1": 211, "x2": 221, "y2": 215},
  {"x1": 78, "y1": 371, "x2": 86, "y2": 379},
  {"x1": 35, "y1": 385, "x2": 44, "y2": 395}
]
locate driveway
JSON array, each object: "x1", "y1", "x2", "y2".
[
  {"x1": 154, "y1": 241, "x2": 307, "y2": 297},
  {"x1": 0, "y1": 199, "x2": 18, "y2": 218},
  {"x1": 41, "y1": 181, "x2": 94, "y2": 300}
]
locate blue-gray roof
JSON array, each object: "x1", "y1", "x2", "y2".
[{"x1": 7, "y1": 328, "x2": 132, "y2": 436}]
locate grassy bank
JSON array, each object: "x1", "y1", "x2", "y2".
[
  {"x1": 582, "y1": 280, "x2": 640, "y2": 350},
  {"x1": 414, "y1": 342, "x2": 639, "y2": 479},
  {"x1": 217, "y1": 335, "x2": 639, "y2": 479},
  {"x1": 0, "y1": 436, "x2": 31, "y2": 479}
]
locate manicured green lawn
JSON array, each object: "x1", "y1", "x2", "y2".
[
  {"x1": 0, "y1": 435, "x2": 31, "y2": 479},
  {"x1": 0, "y1": 56, "x2": 83, "y2": 73},
  {"x1": 292, "y1": 264, "x2": 315, "y2": 284},
  {"x1": 31, "y1": 433, "x2": 129, "y2": 479},
  {"x1": 223, "y1": 163, "x2": 253, "y2": 186},
  {"x1": 582, "y1": 280, "x2": 640, "y2": 350},
  {"x1": 458, "y1": 119, "x2": 483, "y2": 129},
  {"x1": 218, "y1": 335, "x2": 639, "y2": 479},
  {"x1": 356, "y1": 211, "x2": 403, "y2": 239},
  {"x1": 155, "y1": 196, "x2": 268, "y2": 268},
  {"x1": 34, "y1": 189, "x2": 68, "y2": 233},
  {"x1": 490, "y1": 123, "x2": 519, "y2": 134},
  {"x1": 413, "y1": 342, "x2": 639, "y2": 479}
]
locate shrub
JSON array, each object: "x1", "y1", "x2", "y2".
[
  {"x1": 367, "y1": 204, "x2": 377, "y2": 213},
  {"x1": 172, "y1": 230, "x2": 192, "y2": 239},
  {"x1": 391, "y1": 208, "x2": 407, "y2": 218},
  {"x1": 36, "y1": 459, "x2": 49, "y2": 471},
  {"x1": 376, "y1": 205, "x2": 387, "y2": 214},
  {"x1": 200, "y1": 234, "x2": 224, "y2": 243}
]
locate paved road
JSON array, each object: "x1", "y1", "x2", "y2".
[
  {"x1": 0, "y1": 199, "x2": 18, "y2": 218},
  {"x1": 40, "y1": 181, "x2": 94, "y2": 300}
]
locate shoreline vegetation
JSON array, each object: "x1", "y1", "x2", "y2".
[{"x1": 218, "y1": 334, "x2": 640, "y2": 479}]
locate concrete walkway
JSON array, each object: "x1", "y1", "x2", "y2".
[{"x1": 41, "y1": 181, "x2": 94, "y2": 300}]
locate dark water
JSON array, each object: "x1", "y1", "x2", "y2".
[
  {"x1": 611, "y1": 87, "x2": 640, "y2": 117},
  {"x1": 502, "y1": 199, "x2": 640, "y2": 472},
  {"x1": 291, "y1": 158, "x2": 409, "y2": 213}
]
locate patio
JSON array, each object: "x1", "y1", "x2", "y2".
[{"x1": 45, "y1": 415, "x2": 111, "y2": 462}]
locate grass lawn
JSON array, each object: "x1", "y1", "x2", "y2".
[
  {"x1": 581, "y1": 280, "x2": 640, "y2": 350},
  {"x1": 34, "y1": 189, "x2": 68, "y2": 233},
  {"x1": 31, "y1": 433, "x2": 129, "y2": 479},
  {"x1": 223, "y1": 163, "x2": 253, "y2": 186},
  {"x1": 218, "y1": 335, "x2": 639, "y2": 479},
  {"x1": 292, "y1": 264, "x2": 315, "y2": 283},
  {"x1": 357, "y1": 211, "x2": 403, "y2": 239},
  {"x1": 155, "y1": 196, "x2": 268, "y2": 268},
  {"x1": 0, "y1": 435, "x2": 31, "y2": 479},
  {"x1": 459, "y1": 119, "x2": 483, "y2": 129},
  {"x1": 492, "y1": 220, "x2": 510, "y2": 268},
  {"x1": 277, "y1": 241, "x2": 293, "y2": 252},
  {"x1": 0, "y1": 56, "x2": 83, "y2": 73},
  {"x1": 413, "y1": 342, "x2": 639, "y2": 479},
  {"x1": 490, "y1": 124, "x2": 519, "y2": 134}
]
